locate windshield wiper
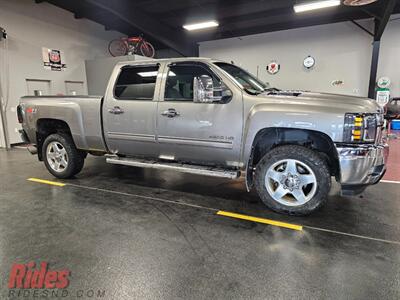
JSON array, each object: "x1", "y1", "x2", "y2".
[
  {"x1": 244, "y1": 88, "x2": 263, "y2": 95},
  {"x1": 263, "y1": 87, "x2": 281, "y2": 93}
]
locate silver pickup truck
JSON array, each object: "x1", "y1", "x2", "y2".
[{"x1": 17, "y1": 57, "x2": 389, "y2": 215}]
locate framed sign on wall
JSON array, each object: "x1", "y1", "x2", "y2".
[{"x1": 42, "y1": 48, "x2": 67, "y2": 71}]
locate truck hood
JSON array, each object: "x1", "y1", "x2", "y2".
[{"x1": 259, "y1": 91, "x2": 382, "y2": 114}]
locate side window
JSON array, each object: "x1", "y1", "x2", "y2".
[
  {"x1": 165, "y1": 64, "x2": 219, "y2": 101},
  {"x1": 114, "y1": 65, "x2": 159, "y2": 100}
]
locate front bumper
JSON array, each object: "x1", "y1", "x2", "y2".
[{"x1": 336, "y1": 143, "x2": 389, "y2": 189}]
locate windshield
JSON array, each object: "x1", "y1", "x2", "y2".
[{"x1": 214, "y1": 62, "x2": 270, "y2": 95}]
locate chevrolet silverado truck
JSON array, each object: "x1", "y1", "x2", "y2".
[{"x1": 17, "y1": 58, "x2": 389, "y2": 215}]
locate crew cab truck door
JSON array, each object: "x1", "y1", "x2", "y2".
[
  {"x1": 156, "y1": 62, "x2": 243, "y2": 167},
  {"x1": 102, "y1": 63, "x2": 163, "y2": 157}
]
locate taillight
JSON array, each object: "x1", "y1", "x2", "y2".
[{"x1": 17, "y1": 105, "x2": 24, "y2": 123}]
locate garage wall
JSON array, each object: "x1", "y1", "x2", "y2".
[
  {"x1": 85, "y1": 54, "x2": 153, "y2": 95},
  {"x1": 377, "y1": 16, "x2": 400, "y2": 98},
  {"x1": 199, "y1": 18, "x2": 400, "y2": 98},
  {"x1": 0, "y1": 0, "x2": 121, "y2": 147}
]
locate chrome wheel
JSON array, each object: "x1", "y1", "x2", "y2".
[
  {"x1": 265, "y1": 159, "x2": 317, "y2": 207},
  {"x1": 46, "y1": 141, "x2": 68, "y2": 172}
]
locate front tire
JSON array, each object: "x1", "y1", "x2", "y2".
[
  {"x1": 254, "y1": 145, "x2": 331, "y2": 216},
  {"x1": 140, "y1": 41, "x2": 155, "y2": 58},
  {"x1": 42, "y1": 133, "x2": 85, "y2": 179}
]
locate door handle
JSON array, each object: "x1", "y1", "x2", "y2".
[
  {"x1": 108, "y1": 106, "x2": 124, "y2": 114},
  {"x1": 161, "y1": 108, "x2": 180, "y2": 118}
]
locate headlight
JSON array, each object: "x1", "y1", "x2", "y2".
[{"x1": 343, "y1": 113, "x2": 377, "y2": 143}]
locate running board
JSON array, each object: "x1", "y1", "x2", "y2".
[{"x1": 106, "y1": 157, "x2": 240, "y2": 179}]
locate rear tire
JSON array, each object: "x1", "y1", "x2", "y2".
[
  {"x1": 108, "y1": 39, "x2": 128, "y2": 57},
  {"x1": 42, "y1": 133, "x2": 85, "y2": 179},
  {"x1": 254, "y1": 145, "x2": 331, "y2": 216}
]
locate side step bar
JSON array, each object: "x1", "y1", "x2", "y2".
[{"x1": 106, "y1": 157, "x2": 240, "y2": 179}]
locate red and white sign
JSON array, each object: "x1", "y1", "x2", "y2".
[
  {"x1": 42, "y1": 48, "x2": 67, "y2": 71},
  {"x1": 266, "y1": 61, "x2": 280, "y2": 75}
]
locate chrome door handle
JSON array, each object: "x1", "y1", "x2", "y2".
[
  {"x1": 108, "y1": 106, "x2": 124, "y2": 114},
  {"x1": 161, "y1": 108, "x2": 180, "y2": 118}
]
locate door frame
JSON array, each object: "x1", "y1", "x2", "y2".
[
  {"x1": 102, "y1": 61, "x2": 167, "y2": 155},
  {"x1": 155, "y1": 61, "x2": 243, "y2": 166}
]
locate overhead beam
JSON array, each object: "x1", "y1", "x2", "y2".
[
  {"x1": 194, "y1": 9, "x2": 369, "y2": 42},
  {"x1": 351, "y1": 20, "x2": 374, "y2": 37},
  {"x1": 84, "y1": 0, "x2": 196, "y2": 56},
  {"x1": 374, "y1": 0, "x2": 397, "y2": 41},
  {"x1": 158, "y1": 0, "x2": 293, "y2": 26},
  {"x1": 368, "y1": 40, "x2": 380, "y2": 99},
  {"x1": 367, "y1": 0, "x2": 397, "y2": 98}
]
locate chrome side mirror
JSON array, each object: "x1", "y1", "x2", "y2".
[
  {"x1": 193, "y1": 75, "x2": 214, "y2": 103},
  {"x1": 193, "y1": 75, "x2": 233, "y2": 103}
]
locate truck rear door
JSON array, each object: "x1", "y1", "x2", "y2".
[{"x1": 102, "y1": 63, "x2": 163, "y2": 157}]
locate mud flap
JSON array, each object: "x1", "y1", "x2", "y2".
[{"x1": 245, "y1": 154, "x2": 255, "y2": 192}]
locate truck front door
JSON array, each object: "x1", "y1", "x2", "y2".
[
  {"x1": 156, "y1": 62, "x2": 243, "y2": 168},
  {"x1": 103, "y1": 63, "x2": 162, "y2": 157}
]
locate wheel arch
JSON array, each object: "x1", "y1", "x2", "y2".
[
  {"x1": 36, "y1": 119, "x2": 75, "y2": 161},
  {"x1": 246, "y1": 127, "x2": 340, "y2": 190}
]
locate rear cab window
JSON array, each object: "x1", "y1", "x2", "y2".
[{"x1": 114, "y1": 65, "x2": 159, "y2": 100}]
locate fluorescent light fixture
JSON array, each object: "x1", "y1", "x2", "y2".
[
  {"x1": 138, "y1": 71, "x2": 158, "y2": 77},
  {"x1": 183, "y1": 21, "x2": 219, "y2": 31},
  {"x1": 294, "y1": 0, "x2": 340, "y2": 13}
]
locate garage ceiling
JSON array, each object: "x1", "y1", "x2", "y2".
[{"x1": 35, "y1": 0, "x2": 400, "y2": 56}]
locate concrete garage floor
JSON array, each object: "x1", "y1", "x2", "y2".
[{"x1": 1, "y1": 149, "x2": 400, "y2": 299}]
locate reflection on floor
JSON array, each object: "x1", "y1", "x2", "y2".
[
  {"x1": 385, "y1": 130, "x2": 400, "y2": 181},
  {"x1": 0, "y1": 148, "x2": 400, "y2": 299}
]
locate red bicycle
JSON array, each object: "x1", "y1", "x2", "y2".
[{"x1": 108, "y1": 35, "x2": 155, "y2": 58}]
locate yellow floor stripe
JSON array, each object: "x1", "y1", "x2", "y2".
[
  {"x1": 27, "y1": 178, "x2": 66, "y2": 187},
  {"x1": 217, "y1": 211, "x2": 303, "y2": 231}
]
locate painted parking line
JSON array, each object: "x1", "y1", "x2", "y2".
[
  {"x1": 26, "y1": 178, "x2": 400, "y2": 244},
  {"x1": 26, "y1": 177, "x2": 301, "y2": 231},
  {"x1": 217, "y1": 210, "x2": 303, "y2": 231},
  {"x1": 27, "y1": 177, "x2": 66, "y2": 187},
  {"x1": 381, "y1": 180, "x2": 400, "y2": 184},
  {"x1": 304, "y1": 225, "x2": 400, "y2": 246}
]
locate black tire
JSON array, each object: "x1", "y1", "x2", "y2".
[
  {"x1": 254, "y1": 145, "x2": 331, "y2": 216},
  {"x1": 42, "y1": 133, "x2": 85, "y2": 179}
]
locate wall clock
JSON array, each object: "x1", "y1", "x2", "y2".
[{"x1": 303, "y1": 56, "x2": 315, "y2": 69}]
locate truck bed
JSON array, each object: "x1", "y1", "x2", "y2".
[{"x1": 20, "y1": 95, "x2": 107, "y2": 152}]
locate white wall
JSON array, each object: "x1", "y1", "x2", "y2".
[
  {"x1": 0, "y1": 0, "x2": 121, "y2": 146},
  {"x1": 199, "y1": 18, "x2": 400, "y2": 98},
  {"x1": 378, "y1": 17, "x2": 400, "y2": 98}
]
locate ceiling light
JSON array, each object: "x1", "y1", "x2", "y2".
[
  {"x1": 294, "y1": 0, "x2": 340, "y2": 13},
  {"x1": 138, "y1": 71, "x2": 158, "y2": 77},
  {"x1": 183, "y1": 21, "x2": 219, "y2": 31}
]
